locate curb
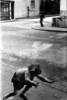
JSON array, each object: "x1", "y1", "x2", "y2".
[
  {"x1": 1, "y1": 17, "x2": 39, "y2": 23},
  {"x1": 1, "y1": 19, "x2": 23, "y2": 23},
  {"x1": 32, "y1": 26, "x2": 67, "y2": 32}
]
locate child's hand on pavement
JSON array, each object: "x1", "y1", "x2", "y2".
[
  {"x1": 35, "y1": 82, "x2": 39, "y2": 88},
  {"x1": 48, "y1": 79, "x2": 57, "y2": 84}
]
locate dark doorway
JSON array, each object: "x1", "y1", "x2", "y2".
[
  {"x1": 11, "y1": 1, "x2": 14, "y2": 19},
  {"x1": 45, "y1": 0, "x2": 60, "y2": 15},
  {"x1": 1, "y1": 2, "x2": 10, "y2": 20},
  {"x1": 0, "y1": 1, "x2": 14, "y2": 20}
]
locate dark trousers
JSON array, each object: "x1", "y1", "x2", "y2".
[{"x1": 40, "y1": 14, "x2": 45, "y2": 27}]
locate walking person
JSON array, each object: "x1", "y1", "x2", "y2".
[
  {"x1": 39, "y1": 0, "x2": 46, "y2": 27},
  {"x1": 3, "y1": 64, "x2": 55, "y2": 100}
]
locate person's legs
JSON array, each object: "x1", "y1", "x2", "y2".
[
  {"x1": 19, "y1": 83, "x2": 32, "y2": 100},
  {"x1": 3, "y1": 84, "x2": 18, "y2": 100},
  {"x1": 3, "y1": 92, "x2": 16, "y2": 100},
  {"x1": 40, "y1": 14, "x2": 44, "y2": 27}
]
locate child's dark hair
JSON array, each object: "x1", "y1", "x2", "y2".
[{"x1": 29, "y1": 64, "x2": 42, "y2": 74}]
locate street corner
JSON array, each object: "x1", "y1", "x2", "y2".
[
  {"x1": 32, "y1": 22, "x2": 51, "y2": 30},
  {"x1": 32, "y1": 23, "x2": 67, "y2": 32}
]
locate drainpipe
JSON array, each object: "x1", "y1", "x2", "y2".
[{"x1": 27, "y1": 6, "x2": 30, "y2": 18}]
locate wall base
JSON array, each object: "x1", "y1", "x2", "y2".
[{"x1": 52, "y1": 11, "x2": 67, "y2": 28}]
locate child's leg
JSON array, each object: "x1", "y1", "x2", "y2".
[
  {"x1": 3, "y1": 84, "x2": 18, "y2": 100},
  {"x1": 19, "y1": 85, "x2": 32, "y2": 100},
  {"x1": 3, "y1": 92, "x2": 16, "y2": 100}
]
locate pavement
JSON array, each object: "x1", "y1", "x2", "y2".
[
  {"x1": 32, "y1": 25, "x2": 67, "y2": 32},
  {"x1": 1, "y1": 16, "x2": 67, "y2": 100},
  {"x1": 1, "y1": 16, "x2": 67, "y2": 32}
]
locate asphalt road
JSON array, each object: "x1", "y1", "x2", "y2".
[{"x1": 1, "y1": 19, "x2": 67, "y2": 100}]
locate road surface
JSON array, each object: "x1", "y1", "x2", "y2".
[{"x1": 1, "y1": 18, "x2": 67, "y2": 100}]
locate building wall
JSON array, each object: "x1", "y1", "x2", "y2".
[
  {"x1": 60, "y1": 0, "x2": 67, "y2": 16},
  {"x1": 14, "y1": 0, "x2": 67, "y2": 19},
  {"x1": 14, "y1": 0, "x2": 27, "y2": 18},
  {"x1": 60, "y1": 0, "x2": 66, "y2": 10},
  {"x1": 14, "y1": 0, "x2": 40, "y2": 18},
  {"x1": 1, "y1": 0, "x2": 67, "y2": 19},
  {"x1": 29, "y1": 0, "x2": 40, "y2": 17},
  {"x1": 52, "y1": 0, "x2": 67, "y2": 28}
]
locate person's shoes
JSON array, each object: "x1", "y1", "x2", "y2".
[{"x1": 40, "y1": 23, "x2": 44, "y2": 27}]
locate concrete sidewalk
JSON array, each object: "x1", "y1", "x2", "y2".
[
  {"x1": 32, "y1": 25, "x2": 67, "y2": 32},
  {"x1": 32, "y1": 17, "x2": 67, "y2": 32},
  {"x1": 1, "y1": 16, "x2": 67, "y2": 32}
]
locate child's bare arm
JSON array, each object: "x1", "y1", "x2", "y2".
[
  {"x1": 37, "y1": 74, "x2": 55, "y2": 83},
  {"x1": 26, "y1": 78, "x2": 39, "y2": 87}
]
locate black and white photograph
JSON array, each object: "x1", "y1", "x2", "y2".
[{"x1": 0, "y1": 0, "x2": 67, "y2": 100}]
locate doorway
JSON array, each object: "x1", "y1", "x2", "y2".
[
  {"x1": 11, "y1": 1, "x2": 14, "y2": 19},
  {"x1": 45, "y1": 0, "x2": 60, "y2": 15}
]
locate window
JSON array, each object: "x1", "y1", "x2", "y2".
[{"x1": 31, "y1": 0, "x2": 35, "y2": 8}]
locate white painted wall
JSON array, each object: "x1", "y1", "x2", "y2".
[
  {"x1": 14, "y1": 0, "x2": 40, "y2": 18},
  {"x1": 29, "y1": 0, "x2": 40, "y2": 16},
  {"x1": 14, "y1": 0, "x2": 27, "y2": 18},
  {"x1": 60, "y1": 0, "x2": 66, "y2": 10},
  {"x1": 60, "y1": 0, "x2": 67, "y2": 16}
]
